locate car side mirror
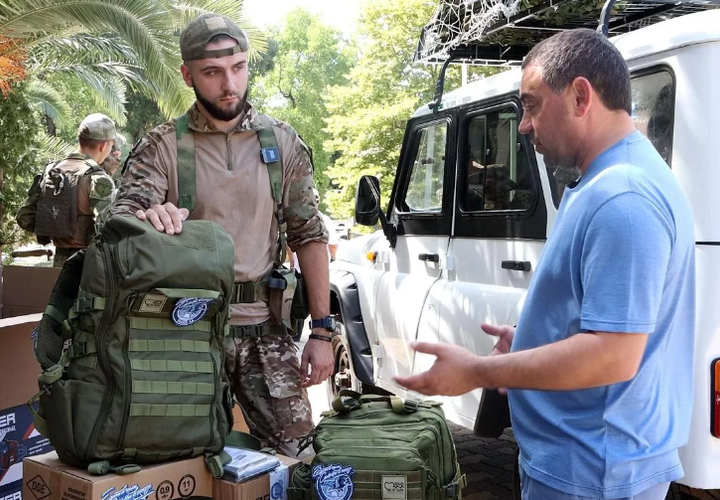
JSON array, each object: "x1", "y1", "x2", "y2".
[
  {"x1": 354, "y1": 175, "x2": 396, "y2": 247},
  {"x1": 355, "y1": 175, "x2": 381, "y2": 226}
]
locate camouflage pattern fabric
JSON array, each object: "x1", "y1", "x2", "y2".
[
  {"x1": 223, "y1": 332, "x2": 313, "y2": 449},
  {"x1": 110, "y1": 103, "x2": 328, "y2": 253},
  {"x1": 108, "y1": 101, "x2": 325, "y2": 451}
]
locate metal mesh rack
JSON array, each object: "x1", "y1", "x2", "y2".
[{"x1": 416, "y1": 0, "x2": 720, "y2": 65}]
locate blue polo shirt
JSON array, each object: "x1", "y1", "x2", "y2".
[{"x1": 509, "y1": 131, "x2": 695, "y2": 498}]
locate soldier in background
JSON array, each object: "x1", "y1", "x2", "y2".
[
  {"x1": 101, "y1": 132, "x2": 126, "y2": 179},
  {"x1": 109, "y1": 14, "x2": 333, "y2": 456},
  {"x1": 16, "y1": 113, "x2": 116, "y2": 266}
]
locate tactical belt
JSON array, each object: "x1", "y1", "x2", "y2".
[
  {"x1": 228, "y1": 324, "x2": 287, "y2": 339},
  {"x1": 231, "y1": 280, "x2": 270, "y2": 304}
]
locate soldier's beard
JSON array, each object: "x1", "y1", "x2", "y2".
[{"x1": 194, "y1": 87, "x2": 248, "y2": 122}]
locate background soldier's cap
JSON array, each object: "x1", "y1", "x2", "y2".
[
  {"x1": 180, "y1": 13, "x2": 248, "y2": 62},
  {"x1": 78, "y1": 113, "x2": 116, "y2": 141}
]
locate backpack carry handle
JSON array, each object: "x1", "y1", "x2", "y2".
[{"x1": 331, "y1": 389, "x2": 423, "y2": 415}]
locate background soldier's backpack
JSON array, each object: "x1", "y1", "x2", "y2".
[
  {"x1": 34, "y1": 158, "x2": 105, "y2": 241},
  {"x1": 288, "y1": 390, "x2": 466, "y2": 500},
  {"x1": 29, "y1": 215, "x2": 235, "y2": 476}
]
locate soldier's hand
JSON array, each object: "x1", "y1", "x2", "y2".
[
  {"x1": 300, "y1": 332, "x2": 334, "y2": 387},
  {"x1": 137, "y1": 203, "x2": 189, "y2": 235}
]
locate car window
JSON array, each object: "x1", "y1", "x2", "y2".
[
  {"x1": 403, "y1": 122, "x2": 448, "y2": 213},
  {"x1": 547, "y1": 68, "x2": 675, "y2": 207},
  {"x1": 463, "y1": 107, "x2": 534, "y2": 212}
]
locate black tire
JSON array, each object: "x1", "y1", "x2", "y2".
[{"x1": 326, "y1": 322, "x2": 362, "y2": 406}]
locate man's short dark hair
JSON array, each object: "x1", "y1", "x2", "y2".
[
  {"x1": 78, "y1": 136, "x2": 108, "y2": 149},
  {"x1": 522, "y1": 29, "x2": 631, "y2": 114}
]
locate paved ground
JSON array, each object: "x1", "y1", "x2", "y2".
[{"x1": 451, "y1": 425, "x2": 517, "y2": 500}]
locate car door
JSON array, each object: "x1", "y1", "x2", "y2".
[
  {"x1": 373, "y1": 115, "x2": 455, "y2": 391},
  {"x1": 412, "y1": 99, "x2": 551, "y2": 427}
]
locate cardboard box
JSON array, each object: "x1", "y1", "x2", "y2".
[
  {"x1": 0, "y1": 403, "x2": 53, "y2": 495},
  {"x1": 0, "y1": 314, "x2": 42, "y2": 410},
  {"x1": 1, "y1": 266, "x2": 59, "y2": 319},
  {"x1": 23, "y1": 453, "x2": 213, "y2": 500},
  {"x1": 213, "y1": 454, "x2": 300, "y2": 500}
]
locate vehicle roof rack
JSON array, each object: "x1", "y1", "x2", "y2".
[
  {"x1": 416, "y1": 0, "x2": 720, "y2": 66},
  {"x1": 421, "y1": 0, "x2": 720, "y2": 112}
]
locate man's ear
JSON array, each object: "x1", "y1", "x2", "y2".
[
  {"x1": 180, "y1": 64, "x2": 193, "y2": 87},
  {"x1": 572, "y1": 76, "x2": 593, "y2": 117}
]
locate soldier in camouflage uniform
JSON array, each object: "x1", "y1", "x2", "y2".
[
  {"x1": 17, "y1": 113, "x2": 116, "y2": 267},
  {"x1": 100, "y1": 132, "x2": 125, "y2": 179},
  {"x1": 108, "y1": 14, "x2": 334, "y2": 456}
]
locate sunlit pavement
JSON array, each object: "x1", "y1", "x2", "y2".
[{"x1": 297, "y1": 338, "x2": 518, "y2": 500}]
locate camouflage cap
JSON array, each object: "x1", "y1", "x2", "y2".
[
  {"x1": 180, "y1": 13, "x2": 248, "y2": 62},
  {"x1": 78, "y1": 113, "x2": 116, "y2": 141}
]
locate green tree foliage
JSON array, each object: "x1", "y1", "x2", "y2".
[
  {"x1": 0, "y1": 83, "x2": 71, "y2": 247},
  {"x1": 251, "y1": 8, "x2": 354, "y2": 202},
  {"x1": 123, "y1": 86, "x2": 167, "y2": 144},
  {"x1": 0, "y1": 0, "x2": 268, "y2": 130},
  {"x1": 324, "y1": 0, "x2": 498, "y2": 219}
]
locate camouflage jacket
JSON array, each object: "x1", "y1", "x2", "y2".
[{"x1": 110, "y1": 102, "x2": 328, "y2": 325}]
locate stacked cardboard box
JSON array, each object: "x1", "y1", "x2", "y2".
[{"x1": 23, "y1": 451, "x2": 300, "y2": 500}]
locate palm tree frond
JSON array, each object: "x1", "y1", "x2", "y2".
[{"x1": 25, "y1": 77, "x2": 72, "y2": 129}]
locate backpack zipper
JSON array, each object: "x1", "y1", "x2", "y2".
[
  {"x1": 83, "y1": 237, "x2": 119, "y2": 461},
  {"x1": 116, "y1": 296, "x2": 134, "y2": 449}
]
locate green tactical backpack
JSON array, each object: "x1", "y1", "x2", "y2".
[
  {"x1": 30, "y1": 214, "x2": 235, "y2": 476},
  {"x1": 288, "y1": 390, "x2": 466, "y2": 500}
]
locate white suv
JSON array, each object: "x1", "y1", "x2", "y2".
[{"x1": 328, "y1": 8, "x2": 720, "y2": 499}]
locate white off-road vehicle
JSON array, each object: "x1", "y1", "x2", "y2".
[{"x1": 328, "y1": 1, "x2": 720, "y2": 498}]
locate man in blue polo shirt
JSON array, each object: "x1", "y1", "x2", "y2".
[{"x1": 395, "y1": 28, "x2": 695, "y2": 499}]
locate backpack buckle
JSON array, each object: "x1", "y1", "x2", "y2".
[
  {"x1": 73, "y1": 297, "x2": 94, "y2": 313},
  {"x1": 205, "y1": 454, "x2": 225, "y2": 478},
  {"x1": 443, "y1": 482, "x2": 459, "y2": 498},
  {"x1": 404, "y1": 399, "x2": 419, "y2": 413}
]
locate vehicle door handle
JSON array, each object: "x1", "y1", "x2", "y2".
[
  {"x1": 418, "y1": 253, "x2": 440, "y2": 263},
  {"x1": 501, "y1": 260, "x2": 532, "y2": 272}
]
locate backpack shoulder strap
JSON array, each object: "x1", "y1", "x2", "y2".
[
  {"x1": 256, "y1": 114, "x2": 287, "y2": 265},
  {"x1": 175, "y1": 113, "x2": 196, "y2": 212}
]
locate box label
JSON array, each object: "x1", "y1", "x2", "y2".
[
  {"x1": 102, "y1": 484, "x2": 154, "y2": 500},
  {"x1": 0, "y1": 404, "x2": 53, "y2": 488},
  {"x1": 25, "y1": 475, "x2": 51, "y2": 500},
  {"x1": 382, "y1": 475, "x2": 407, "y2": 500}
]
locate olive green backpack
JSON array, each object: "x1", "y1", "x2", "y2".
[
  {"x1": 288, "y1": 390, "x2": 466, "y2": 500},
  {"x1": 30, "y1": 215, "x2": 235, "y2": 476}
]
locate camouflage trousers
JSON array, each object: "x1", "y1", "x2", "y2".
[{"x1": 223, "y1": 330, "x2": 314, "y2": 452}]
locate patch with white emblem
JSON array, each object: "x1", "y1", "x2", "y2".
[{"x1": 171, "y1": 298, "x2": 214, "y2": 326}]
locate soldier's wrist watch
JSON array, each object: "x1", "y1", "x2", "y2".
[{"x1": 311, "y1": 315, "x2": 336, "y2": 332}]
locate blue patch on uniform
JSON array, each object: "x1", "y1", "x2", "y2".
[
  {"x1": 312, "y1": 464, "x2": 354, "y2": 500},
  {"x1": 171, "y1": 298, "x2": 214, "y2": 327},
  {"x1": 261, "y1": 147, "x2": 280, "y2": 164}
]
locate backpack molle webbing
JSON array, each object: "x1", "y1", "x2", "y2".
[{"x1": 30, "y1": 215, "x2": 235, "y2": 475}]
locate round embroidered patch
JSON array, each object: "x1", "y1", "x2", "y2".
[
  {"x1": 271, "y1": 480, "x2": 283, "y2": 500},
  {"x1": 171, "y1": 298, "x2": 213, "y2": 327},
  {"x1": 312, "y1": 464, "x2": 354, "y2": 500}
]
